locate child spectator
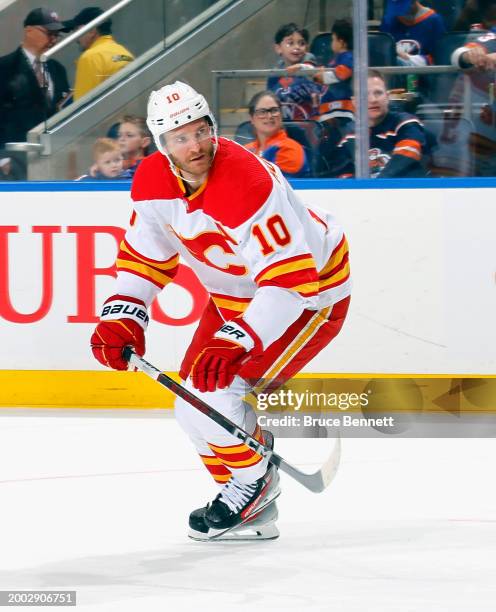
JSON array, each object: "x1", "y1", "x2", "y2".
[
  {"x1": 78, "y1": 137, "x2": 131, "y2": 180},
  {"x1": 267, "y1": 22, "x2": 322, "y2": 120},
  {"x1": 117, "y1": 115, "x2": 152, "y2": 176},
  {"x1": 381, "y1": 0, "x2": 446, "y2": 65},
  {"x1": 314, "y1": 19, "x2": 354, "y2": 123},
  {"x1": 244, "y1": 91, "x2": 310, "y2": 177},
  {"x1": 333, "y1": 70, "x2": 428, "y2": 178}
]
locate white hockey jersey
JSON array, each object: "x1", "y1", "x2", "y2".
[{"x1": 115, "y1": 138, "x2": 351, "y2": 349}]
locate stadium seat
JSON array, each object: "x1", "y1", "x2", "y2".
[
  {"x1": 310, "y1": 33, "x2": 334, "y2": 65},
  {"x1": 233, "y1": 119, "x2": 325, "y2": 177},
  {"x1": 368, "y1": 32, "x2": 397, "y2": 66},
  {"x1": 422, "y1": 117, "x2": 475, "y2": 176},
  {"x1": 309, "y1": 32, "x2": 396, "y2": 67}
]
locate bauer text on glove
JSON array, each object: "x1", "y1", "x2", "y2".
[
  {"x1": 190, "y1": 320, "x2": 262, "y2": 393},
  {"x1": 90, "y1": 295, "x2": 148, "y2": 370}
]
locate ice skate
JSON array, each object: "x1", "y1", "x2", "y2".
[
  {"x1": 204, "y1": 462, "x2": 280, "y2": 534},
  {"x1": 188, "y1": 497, "x2": 279, "y2": 541},
  {"x1": 188, "y1": 430, "x2": 279, "y2": 541}
]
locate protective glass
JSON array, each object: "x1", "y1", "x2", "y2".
[{"x1": 159, "y1": 124, "x2": 214, "y2": 151}]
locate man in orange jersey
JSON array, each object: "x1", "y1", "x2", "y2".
[{"x1": 90, "y1": 81, "x2": 351, "y2": 541}]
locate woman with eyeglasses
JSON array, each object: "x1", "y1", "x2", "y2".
[{"x1": 245, "y1": 91, "x2": 310, "y2": 178}]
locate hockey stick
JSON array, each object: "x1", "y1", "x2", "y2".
[{"x1": 123, "y1": 347, "x2": 340, "y2": 493}]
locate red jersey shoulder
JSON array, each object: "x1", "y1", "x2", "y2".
[
  {"x1": 203, "y1": 138, "x2": 274, "y2": 228},
  {"x1": 131, "y1": 151, "x2": 182, "y2": 201}
]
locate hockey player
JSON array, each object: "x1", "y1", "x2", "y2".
[{"x1": 90, "y1": 81, "x2": 351, "y2": 540}]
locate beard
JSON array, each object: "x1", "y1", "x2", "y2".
[{"x1": 169, "y1": 144, "x2": 215, "y2": 178}]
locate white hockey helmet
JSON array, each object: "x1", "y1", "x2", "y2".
[{"x1": 146, "y1": 81, "x2": 218, "y2": 174}]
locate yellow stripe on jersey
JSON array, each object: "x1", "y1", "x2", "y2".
[
  {"x1": 218, "y1": 454, "x2": 263, "y2": 468},
  {"x1": 319, "y1": 237, "x2": 348, "y2": 278},
  {"x1": 292, "y1": 281, "x2": 321, "y2": 295},
  {"x1": 200, "y1": 455, "x2": 223, "y2": 465},
  {"x1": 116, "y1": 258, "x2": 175, "y2": 287},
  {"x1": 257, "y1": 257, "x2": 316, "y2": 283},
  {"x1": 119, "y1": 241, "x2": 179, "y2": 271},
  {"x1": 208, "y1": 442, "x2": 250, "y2": 455},
  {"x1": 319, "y1": 261, "x2": 351, "y2": 290},
  {"x1": 257, "y1": 306, "x2": 332, "y2": 387},
  {"x1": 211, "y1": 296, "x2": 250, "y2": 314},
  {"x1": 213, "y1": 473, "x2": 232, "y2": 482}
]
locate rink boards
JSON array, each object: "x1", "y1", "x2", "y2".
[{"x1": 0, "y1": 179, "x2": 495, "y2": 407}]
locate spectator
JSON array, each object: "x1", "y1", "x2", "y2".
[
  {"x1": 117, "y1": 115, "x2": 152, "y2": 176},
  {"x1": 0, "y1": 7, "x2": 70, "y2": 145},
  {"x1": 267, "y1": 22, "x2": 322, "y2": 120},
  {"x1": 0, "y1": 157, "x2": 23, "y2": 181},
  {"x1": 244, "y1": 91, "x2": 310, "y2": 177},
  {"x1": 450, "y1": 2, "x2": 496, "y2": 175},
  {"x1": 381, "y1": 0, "x2": 446, "y2": 65},
  {"x1": 77, "y1": 137, "x2": 131, "y2": 180},
  {"x1": 312, "y1": 19, "x2": 354, "y2": 175},
  {"x1": 64, "y1": 7, "x2": 134, "y2": 101},
  {"x1": 333, "y1": 69, "x2": 428, "y2": 177},
  {"x1": 314, "y1": 19, "x2": 354, "y2": 123},
  {"x1": 454, "y1": 0, "x2": 495, "y2": 31}
]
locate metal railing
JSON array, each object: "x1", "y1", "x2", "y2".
[
  {"x1": 212, "y1": 63, "x2": 470, "y2": 179},
  {"x1": 40, "y1": 0, "x2": 134, "y2": 63},
  {"x1": 211, "y1": 65, "x2": 462, "y2": 117}
]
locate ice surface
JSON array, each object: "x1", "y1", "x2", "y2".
[{"x1": 0, "y1": 410, "x2": 494, "y2": 611}]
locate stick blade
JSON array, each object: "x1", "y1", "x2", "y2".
[{"x1": 275, "y1": 434, "x2": 341, "y2": 493}]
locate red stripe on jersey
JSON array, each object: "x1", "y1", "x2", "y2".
[
  {"x1": 117, "y1": 250, "x2": 179, "y2": 276},
  {"x1": 258, "y1": 268, "x2": 319, "y2": 296},
  {"x1": 308, "y1": 208, "x2": 328, "y2": 231},
  {"x1": 319, "y1": 251, "x2": 349, "y2": 282},
  {"x1": 103, "y1": 294, "x2": 144, "y2": 306},
  {"x1": 115, "y1": 266, "x2": 166, "y2": 289},
  {"x1": 121, "y1": 239, "x2": 179, "y2": 267},
  {"x1": 254, "y1": 253, "x2": 316, "y2": 284}
]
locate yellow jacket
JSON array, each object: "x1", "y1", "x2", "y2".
[{"x1": 74, "y1": 35, "x2": 134, "y2": 100}]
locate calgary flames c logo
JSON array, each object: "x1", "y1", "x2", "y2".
[{"x1": 171, "y1": 224, "x2": 248, "y2": 276}]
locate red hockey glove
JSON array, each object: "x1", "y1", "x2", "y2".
[
  {"x1": 90, "y1": 295, "x2": 148, "y2": 370},
  {"x1": 190, "y1": 319, "x2": 262, "y2": 393}
]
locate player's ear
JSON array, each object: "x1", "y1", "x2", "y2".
[
  {"x1": 142, "y1": 136, "x2": 152, "y2": 150},
  {"x1": 274, "y1": 43, "x2": 282, "y2": 56}
]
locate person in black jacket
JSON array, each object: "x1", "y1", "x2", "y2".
[
  {"x1": 0, "y1": 8, "x2": 70, "y2": 145},
  {"x1": 331, "y1": 69, "x2": 429, "y2": 178}
]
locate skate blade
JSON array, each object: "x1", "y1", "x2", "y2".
[
  {"x1": 189, "y1": 519, "x2": 280, "y2": 542},
  {"x1": 206, "y1": 490, "x2": 281, "y2": 541}
]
